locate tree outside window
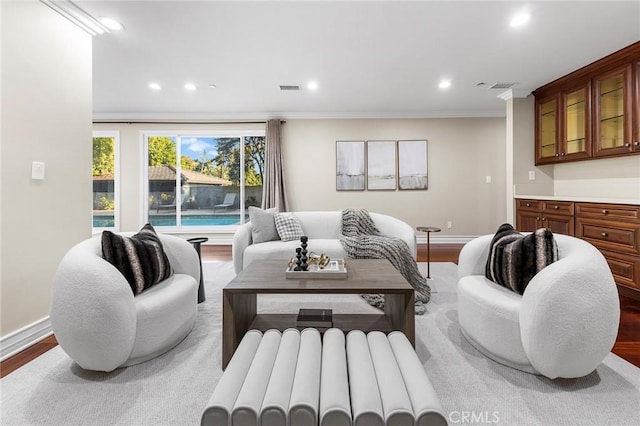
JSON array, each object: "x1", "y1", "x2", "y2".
[{"x1": 146, "y1": 133, "x2": 264, "y2": 228}]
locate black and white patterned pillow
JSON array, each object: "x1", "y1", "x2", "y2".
[
  {"x1": 102, "y1": 223, "x2": 173, "y2": 295},
  {"x1": 274, "y1": 213, "x2": 305, "y2": 242},
  {"x1": 485, "y1": 223, "x2": 558, "y2": 294}
]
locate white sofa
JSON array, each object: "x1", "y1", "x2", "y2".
[
  {"x1": 457, "y1": 233, "x2": 620, "y2": 379},
  {"x1": 50, "y1": 233, "x2": 200, "y2": 372},
  {"x1": 232, "y1": 211, "x2": 417, "y2": 274}
]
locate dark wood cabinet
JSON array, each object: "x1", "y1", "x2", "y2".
[
  {"x1": 534, "y1": 41, "x2": 640, "y2": 165},
  {"x1": 593, "y1": 64, "x2": 634, "y2": 157},
  {"x1": 516, "y1": 198, "x2": 640, "y2": 299},
  {"x1": 515, "y1": 199, "x2": 574, "y2": 236}
]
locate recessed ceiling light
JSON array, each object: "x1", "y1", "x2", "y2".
[
  {"x1": 510, "y1": 12, "x2": 530, "y2": 28},
  {"x1": 148, "y1": 82, "x2": 161, "y2": 91},
  {"x1": 99, "y1": 17, "x2": 124, "y2": 31},
  {"x1": 307, "y1": 81, "x2": 319, "y2": 91},
  {"x1": 184, "y1": 83, "x2": 197, "y2": 91},
  {"x1": 438, "y1": 80, "x2": 451, "y2": 89}
]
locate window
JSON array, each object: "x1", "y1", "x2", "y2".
[
  {"x1": 92, "y1": 131, "x2": 119, "y2": 231},
  {"x1": 144, "y1": 131, "x2": 265, "y2": 230}
]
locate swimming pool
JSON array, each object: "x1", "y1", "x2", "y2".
[{"x1": 93, "y1": 215, "x2": 245, "y2": 228}]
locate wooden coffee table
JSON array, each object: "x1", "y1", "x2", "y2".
[{"x1": 222, "y1": 258, "x2": 415, "y2": 368}]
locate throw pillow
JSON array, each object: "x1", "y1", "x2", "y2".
[
  {"x1": 248, "y1": 206, "x2": 279, "y2": 243},
  {"x1": 102, "y1": 223, "x2": 173, "y2": 295},
  {"x1": 274, "y1": 213, "x2": 305, "y2": 242},
  {"x1": 485, "y1": 223, "x2": 558, "y2": 295}
]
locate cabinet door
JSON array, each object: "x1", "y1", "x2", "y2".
[
  {"x1": 593, "y1": 64, "x2": 633, "y2": 157},
  {"x1": 600, "y1": 249, "x2": 640, "y2": 291},
  {"x1": 560, "y1": 83, "x2": 591, "y2": 160},
  {"x1": 634, "y1": 60, "x2": 640, "y2": 152},
  {"x1": 516, "y1": 210, "x2": 541, "y2": 232},
  {"x1": 535, "y1": 94, "x2": 560, "y2": 164},
  {"x1": 542, "y1": 213, "x2": 574, "y2": 236}
]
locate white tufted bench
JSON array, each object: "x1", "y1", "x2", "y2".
[{"x1": 201, "y1": 328, "x2": 447, "y2": 426}]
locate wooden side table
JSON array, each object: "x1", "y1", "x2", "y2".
[{"x1": 416, "y1": 226, "x2": 441, "y2": 279}]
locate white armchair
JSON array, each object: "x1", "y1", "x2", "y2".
[
  {"x1": 457, "y1": 233, "x2": 620, "y2": 379},
  {"x1": 50, "y1": 233, "x2": 200, "y2": 372}
]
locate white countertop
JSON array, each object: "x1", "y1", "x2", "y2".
[{"x1": 515, "y1": 195, "x2": 640, "y2": 205}]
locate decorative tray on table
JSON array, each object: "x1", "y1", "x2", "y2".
[{"x1": 285, "y1": 258, "x2": 348, "y2": 279}]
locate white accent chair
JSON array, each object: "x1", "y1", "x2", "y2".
[
  {"x1": 457, "y1": 233, "x2": 620, "y2": 379},
  {"x1": 50, "y1": 233, "x2": 200, "y2": 372}
]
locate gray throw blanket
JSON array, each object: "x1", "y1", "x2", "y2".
[{"x1": 339, "y1": 208, "x2": 431, "y2": 314}]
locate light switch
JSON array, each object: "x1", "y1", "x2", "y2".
[
  {"x1": 485, "y1": 175, "x2": 492, "y2": 183},
  {"x1": 31, "y1": 161, "x2": 45, "y2": 180}
]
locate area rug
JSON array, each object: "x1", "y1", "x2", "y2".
[{"x1": 1, "y1": 262, "x2": 638, "y2": 425}]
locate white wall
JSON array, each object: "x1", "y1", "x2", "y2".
[
  {"x1": 95, "y1": 117, "x2": 507, "y2": 238},
  {"x1": 509, "y1": 96, "x2": 554, "y2": 222},
  {"x1": 1, "y1": 2, "x2": 93, "y2": 337},
  {"x1": 283, "y1": 118, "x2": 507, "y2": 236},
  {"x1": 554, "y1": 156, "x2": 640, "y2": 200}
]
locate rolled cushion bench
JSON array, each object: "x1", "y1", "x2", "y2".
[{"x1": 201, "y1": 328, "x2": 447, "y2": 426}]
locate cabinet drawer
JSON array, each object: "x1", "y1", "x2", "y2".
[
  {"x1": 600, "y1": 249, "x2": 640, "y2": 290},
  {"x1": 516, "y1": 199, "x2": 542, "y2": 211},
  {"x1": 542, "y1": 201, "x2": 574, "y2": 216},
  {"x1": 576, "y1": 218, "x2": 640, "y2": 255},
  {"x1": 576, "y1": 203, "x2": 640, "y2": 222}
]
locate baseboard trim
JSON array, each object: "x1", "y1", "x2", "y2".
[
  {"x1": 416, "y1": 236, "x2": 474, "y2": 245},
  {"x1": 1, "y1": 317, "x2": 53, "y2": 361}
]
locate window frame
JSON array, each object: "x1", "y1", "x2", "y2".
[
  {"x1": 141, "y1": 129, "x2": 265, "y2": 233},
  {"x1": 92, "y1": 130, "x2": 120, "y2": 234}
]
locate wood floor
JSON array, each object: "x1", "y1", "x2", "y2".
[{"x1": 2, "y1": 243, "x2": 639, "y2": 377}]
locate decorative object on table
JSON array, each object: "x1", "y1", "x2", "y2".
[
  {"x1": 336, "y1": 140, "x2": 365, "y2": 191},
  {"x1": 398, "y1": 139, "x2": 428, "y2": 190},
  {"x1": 294, "y1": 248, "x2": 302, "y2": 271},
  {"x1": 296, "y1": 308, "x2": 333, "y2": 328},
  {"x1": 416, "y1": 226, "x2": 441, "y2": 280},
  {"x1": 186, "y1": 236, "x2": 208, "y2": 303},
  {"x1": 307, "y1": 252, "x2": 331, "y2": 269},
  {"x1": 366, "y1": 140, "x2": 397, "y2": 190},
  {"x1": 300, "y1": 235, "x2": 308, "y2": 271},
  {"x1": 286, "y1": 258, "x2": 348, "y2": 279}
]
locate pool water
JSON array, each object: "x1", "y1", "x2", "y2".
[{"x1": 93, "y1": 215, "x2": 244, "y2": 228}]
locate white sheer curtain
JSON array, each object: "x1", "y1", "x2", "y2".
[{"x1": 261, "y1": 119, "x2": 289, "y2": 211}]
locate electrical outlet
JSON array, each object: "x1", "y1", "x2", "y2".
[
  {"x1": 447, "y1": 221, "x2": 453, "y2": 229},
  {"x1": 528, "y1": 170, "x2": 536, "y2": 181}
]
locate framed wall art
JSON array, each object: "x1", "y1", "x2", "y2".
[
  {"x1": 336, "y1": 140, "x2": 365, "y2": 191},
  {"x1": 398, "y1": 139, "x2": 428, "y2": 190},
  {"x1": 366, "y1": 140, "x2": 397, "y2": 190}
]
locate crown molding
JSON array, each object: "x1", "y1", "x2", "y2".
[{"x1": 93, "y1": 110, "x2": 506, "y2": 122}]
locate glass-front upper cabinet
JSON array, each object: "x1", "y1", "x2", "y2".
[
  {"x1": 593, "y1": 64, "x2": 633, "y2": 156},
  {"x1": 536, "y1": 94, "x2": 560, "y2": 164},
  {"x1": 561, "y1": 83, "x2": 591, "y2": 160}
]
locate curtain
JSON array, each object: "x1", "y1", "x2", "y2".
[{"x1": 262, "y1": 119, "x2": 289, "y2": 211}]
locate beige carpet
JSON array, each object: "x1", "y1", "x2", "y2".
[{"x1": 1, "y1": 261, "x2": 638, "y2": 425}]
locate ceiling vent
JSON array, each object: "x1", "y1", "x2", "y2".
[
  {"x1": 489, "y1": 82, "x2": 518, "y2": 89},
  {"x1": 279, "y1": 85, "x2": 300, "y2": 91}
]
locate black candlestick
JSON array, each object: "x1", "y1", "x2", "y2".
[
  {"x1": 300, "y1": 236, "x2": 308, "y2": 271},
  {"x1": 294, "y1": 248, "x2": 302, "y2": 271}
]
